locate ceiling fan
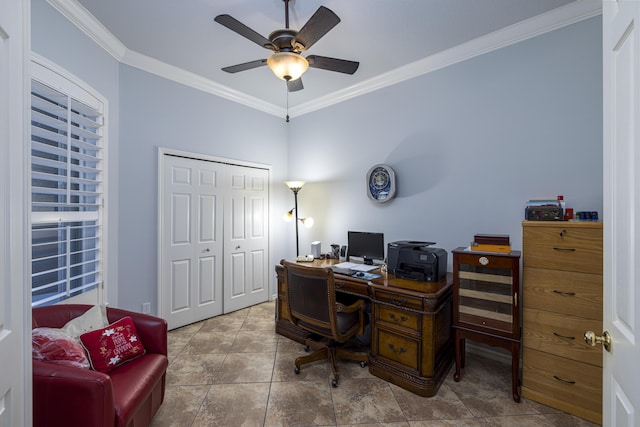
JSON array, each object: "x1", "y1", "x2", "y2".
[{"x1": 214, "y1": 0, "x2": 359, "y2": 92}]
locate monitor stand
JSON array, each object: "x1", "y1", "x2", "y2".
[{"x1": 363, "y1": 257, "x2": 374, "y2": 265}]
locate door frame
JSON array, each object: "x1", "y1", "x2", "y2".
[{"x1": 157, "y1": 147, "x2": 274, "y2": 320}]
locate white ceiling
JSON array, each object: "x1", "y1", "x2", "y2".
[{"x1": 57, "y1": 0, "x2": 600, "y2": 117}]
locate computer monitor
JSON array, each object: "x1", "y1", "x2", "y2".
[{"x1": 347, "y1": 231, "x2": 385, "y2": 265}]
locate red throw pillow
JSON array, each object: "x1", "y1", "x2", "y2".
[
  {"x1": 32, "y1": 327, "x2": 90, "y2": 369},
  {"x1": 80, "y1": 316, "x2": 146, "y2": 373}
]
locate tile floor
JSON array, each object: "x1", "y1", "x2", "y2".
[{"x1": 150, "y1": 301, "x2": 599, "y2": 427}]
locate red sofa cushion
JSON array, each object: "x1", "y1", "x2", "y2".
[
  {"x1": 109, "y1": 354, "x2": 168, "y2": 427},
  {"x1": 80, "y1": 316, "x2": 146, "y2": 373}
]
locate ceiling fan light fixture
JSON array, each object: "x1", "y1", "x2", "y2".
[{"x1": 267, "y1": 52, "x2": 309, "y2": 81}]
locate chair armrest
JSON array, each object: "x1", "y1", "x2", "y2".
[
  {"x1": 33, "y1": 360, "x2": 115, "y2": 427},
  {"x1": 336, "y1": 299, "x2": 365, "y2": 314},
  {"x1": 106, "y1": 308, "x2": 168, "y2": 356},
  {"x1": 336, "y1": 299, "x2": 366, "y2": 335}
]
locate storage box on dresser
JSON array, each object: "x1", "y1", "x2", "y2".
[{"x1": 521, "y1": 221, "x2": 603, "y2": 425}]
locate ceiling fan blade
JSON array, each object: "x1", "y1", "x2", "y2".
[
  {"x1": 221, "y1": 59, "x2": 268, "y2": 74},
  {"x1": 214, "y1": 14, "x2": 276, "y2": 51},
  {"x1": 292, "y1": 6, "x2": 340, "y2": 51},
  {"x1": 287, "y1": 78, "x2": 304, "y2": 92},
  {"x1": 307, "y1": 55, "x2": 359, "y2": 75}
]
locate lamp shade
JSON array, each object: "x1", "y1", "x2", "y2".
[
  {"x1": 267, "y1": 52, "x2": 309, "y2": 81},
  {"x1": 285, "y1": 181, "x2": 305, "y2": 191}
]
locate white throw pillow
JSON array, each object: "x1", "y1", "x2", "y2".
[{"x1": 63, "y1": 305, "x2": 108, "y2": 339}]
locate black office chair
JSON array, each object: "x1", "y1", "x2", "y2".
[{"x1": 282, "y1": 259, "x2": 368, "y2": 387}]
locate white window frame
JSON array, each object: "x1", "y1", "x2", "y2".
[{"x1": 30, "y1": 54, "x2": 108, "y2": 307}]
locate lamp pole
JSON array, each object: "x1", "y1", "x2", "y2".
[
  {"x1": 292, "y1": 186, "x2": 300, "y2": 256},
  {"x1": 285, "y1": 181, "x2": 306, "y2": 257}
]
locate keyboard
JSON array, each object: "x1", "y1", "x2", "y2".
[{"x1": 330, "y1": 266, "x2": 354, "y2": 276}]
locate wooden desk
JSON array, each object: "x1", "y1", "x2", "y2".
[{"x1": 275, "y1": 259, "x2": 454, "y2": 397}]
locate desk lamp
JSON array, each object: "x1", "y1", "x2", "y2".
[{"x1": 284, "y1": 181, "x2": 314, "y2": 256}]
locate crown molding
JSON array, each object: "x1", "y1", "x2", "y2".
[
  {"x1": 47, "y1": 0, "x2": 601, "y2": 119},
  {"x1": 120, "y1": 50, "x2": 284, "y2": 117}
]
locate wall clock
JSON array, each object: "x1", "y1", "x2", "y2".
[{"x1": 366, "y1": 164, "x2": 396, "y2": 203}]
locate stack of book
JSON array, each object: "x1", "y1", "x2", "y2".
[{"x1": 470, "y1": 234, "x2": 511, "y2": 253}]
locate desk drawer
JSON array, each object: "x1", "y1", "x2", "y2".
[
  {"x1": 334, "y1": 278, "x2": 369, "y2": 297},
  {"x1": 373, "y1": 289, "x2": 423, "y2": 311},
  {"x1": 523, "y1": 308, "x2": 602, "y2": 366},
  {"x1": 377, "y1": 329, "x2": 419, "y2": 370},
  {"x1": 377, "y1": 305, "x2": 419, "y2": 331},
  {"x1": 523, "y1": 267, "x2": 602, "y2": 320}
]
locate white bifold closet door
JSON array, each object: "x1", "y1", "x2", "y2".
[{"x1": 160, "y1": 153, "x2": 269, "y2": 330}]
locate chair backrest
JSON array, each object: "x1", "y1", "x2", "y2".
[{"x1": 284, "y1": 259, "x2": 368, "y2": 344}]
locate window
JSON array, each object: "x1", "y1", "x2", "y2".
[{"x1": 30, "y1": 58, "x2": 106, "y2": 307}]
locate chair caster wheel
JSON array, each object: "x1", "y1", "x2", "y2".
[
  {"x1": 294, "y1": 367, "x2": 300, "y2": 374},
  {"x1": 360, "y1": 361, "x2": 367, "y2": 368},
  {"x1": 304, "y1": 345, "x2": 310, "y2": 352},
  {"x1": 331, "y1": 379, "x2": 338, "y2": 388}
]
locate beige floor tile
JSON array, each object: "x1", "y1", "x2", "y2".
[
  {"x1": 191, "y1": 382, "x2": 270, "y2": 427},
  {"x1": 332, "y1": 377, "x2": 406, "y2": 425},
  {"x1": 265, "y1": 381, "x2": 336, "y2": 427},
  {"x1": 149, "y1": 385, "x2": 210, "y2": 427},
  {"x1": 214, "y1": 352, "x2": 275, "y2": 383}
]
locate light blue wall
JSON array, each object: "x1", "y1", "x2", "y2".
[
  {"x1": 288, "y1": 16, "x2": 603, "y2": 266},
  {"x1": 32, "y1": 0, "x2": 602, "y2": 313},
  {"x1": 117, "y1": 66, "x2": 287, "y2": 313}
]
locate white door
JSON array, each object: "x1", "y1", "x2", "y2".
[
  {"x1": 0, "y1": 1, "x2": 29, "y2": 425},
  {"x1": 160, "y1": 154, "x2": 224, "y2": 329},
  {"x1": 602, "y1": 1, "x2": 640, "y2": 425},
  {"x1": 223, "y1": 165, "x2": 270, "y2": 313}
]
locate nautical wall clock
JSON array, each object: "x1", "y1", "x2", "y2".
[{"x1": 366, "y1": 164, "x2": 396, "y2": 203}]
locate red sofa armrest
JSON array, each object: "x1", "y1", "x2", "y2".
[
  {"x1": 106, "y1": 308, "x2": 167, "y2": 356},
  {"x1": 33, "y1": 359, "x2": 115, "y2": 427}
]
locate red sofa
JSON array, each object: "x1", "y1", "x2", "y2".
[{"x1": 32, "y1": 304, "x2": 169, "y2": 427}]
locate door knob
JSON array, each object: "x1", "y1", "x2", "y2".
[{"x1": 584, "y1": 330, "x2": 612, "y2": 352}]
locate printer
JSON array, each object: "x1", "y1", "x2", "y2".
[{"x1": 387, "y1": 241, "x2": 447, "y2": 282}]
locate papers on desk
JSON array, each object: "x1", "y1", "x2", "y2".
[{"x1": 333, "y1": 262, "x2": 378, "y2": 272}]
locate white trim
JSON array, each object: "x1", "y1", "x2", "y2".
[{"x1": 47, "y1": 0, "x2": 602, "y2": 118}]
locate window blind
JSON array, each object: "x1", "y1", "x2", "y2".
[{"x1": 30, "y1": 76, "x2": 104, "y2": 307}]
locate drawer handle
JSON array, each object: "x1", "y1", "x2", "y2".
[
  {"x1": 553, "y1": 290, "x2": 576, "y2": 296},
  {"x1": 553, "y1": 332, "x2": 575, "y2": 340},
  {"x1": 553, "y1": 375, "x2": 576, "y2": 385},
  {"x1": 390, "y1": 297, "x2": 408, "y2": 306},
  {"x1": 389, "y1": 313, "x2": 408, "y2": 324},
  {"x1": 553, "y1": 247, "x2": 576, "y2": 252},
  {"x1": 335, "y1": 282, "x2": 344, "y2": 289},
  {"x1": 388, "y1": 343, "x2": 407, "y2": 355}
]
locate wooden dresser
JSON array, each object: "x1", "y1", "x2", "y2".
[{"x1": 521, "y1": 221, "x2": 603, "y2": 424}]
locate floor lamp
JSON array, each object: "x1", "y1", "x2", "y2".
[{"x1": 284, "y1": 181, "x2": 313, "y2": 256}]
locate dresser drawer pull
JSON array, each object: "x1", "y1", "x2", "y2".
[
  {"x1": 553, "y1": 290, "x2": 576, "y2": 296},
  {"x1": 390, "y1": 297, "x2": 408, "y2": 306},
  {"x1": 553, "y1": 375, "x2": 576, "y2": 385},
  {"x1": 553, "y1": 332, "x2": 575, "y2": 340},
  {"x1": 388, "y1": 313, "x2": 408, "y2": 324},
  {"x1": 335, "y1": 282, "x2": 344, "y2": 289},
  {"x1": 553, "y1": 247, "x2": 576, "y2": 252},
  {"x1": 388, "y1": 343, "x2": 407, "y2": 355}
]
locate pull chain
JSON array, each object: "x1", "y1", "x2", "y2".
[{"x1": 286, "y1": 84, "x2": 290, "y2": 122}]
